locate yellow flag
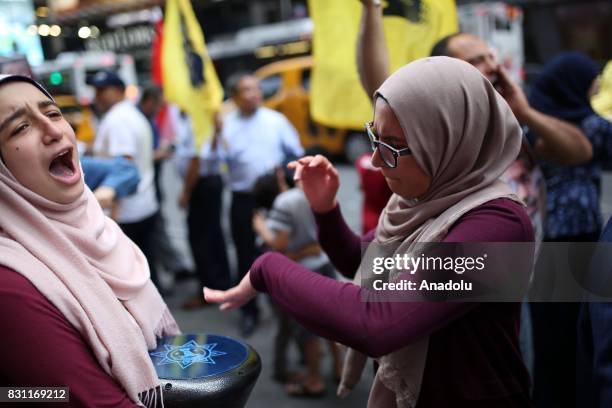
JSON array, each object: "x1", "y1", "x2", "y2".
[
  {"x1": 592, "y1": 61, "x2": 612, "y2": 121},
  {"x1": 162, "y1": 0, "x2": 223, "y2": 148},
  {"x1": 309, "y1": 0, "x2": 458, "y2": 129}
]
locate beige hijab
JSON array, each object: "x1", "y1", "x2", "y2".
[
  {"x1": 0, "y1": 158, "x2": 180, "y2": 406},
  {"x1": 338, "y1": 57, "x2": 523, "y2": 407}
]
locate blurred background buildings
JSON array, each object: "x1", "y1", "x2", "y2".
[{"x1": 2, "y1": 0, "x2": 610, "y2": 84}]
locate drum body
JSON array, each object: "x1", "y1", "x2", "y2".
[{"x1": 150, "y1": 334, "x2": 261, "y2": 408}]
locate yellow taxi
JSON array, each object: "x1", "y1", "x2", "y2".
[
  {"x1": 254, "y1": 56, "x2": 370, "y2": 162},
  {"x1": 54, "y1": 95, "x2": 95, "y2": 144}
]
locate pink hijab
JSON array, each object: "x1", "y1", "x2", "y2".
[{"x1": 0, "y1": 79, "x2": 179, "y2": 406}]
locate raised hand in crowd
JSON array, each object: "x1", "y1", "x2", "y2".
[
  {"x1": 356, "y1": 0, "x2": 387, "y2": 98},
  {"x1": 496, "y1": 65, "x2": 593, "y2": 165},
  {"x1": 287, "y1": 155, "x2": 340, "y2": 213}
]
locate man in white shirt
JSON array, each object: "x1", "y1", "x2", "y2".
[
  {"x1": 90, "y1": 71, "x2": 161, "y2": 288},
  {"x1": 220, "y1": 73, "x2": 304, "y2": 336}
]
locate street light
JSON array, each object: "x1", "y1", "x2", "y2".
[
  {"x1": 78, "y1": 26, "x2": 91, "y2": 39},
  {"x1": 50, "y1": 25, "x2": 61, "y2": 37},
  {"x1": 38, "y1": 24, "x2": 50, "y2": 37}
]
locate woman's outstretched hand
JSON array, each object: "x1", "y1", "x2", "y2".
[
  {"x1": 288, "y1": 155, "x2": 340, "y2": 214},
  {"x1": 203, "y1": 272, "x2": 257, "y2": 311}
]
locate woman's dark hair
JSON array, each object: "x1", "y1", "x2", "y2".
[
  {"x1": 281, "y1": 166, "x2": 296, "y2": 189},
  {"x1": 253, "y1": 172, "x2": 281, "y2": 210},
  {"x1": 528, "y1": 52, "x2": 599, "y2": 125}
]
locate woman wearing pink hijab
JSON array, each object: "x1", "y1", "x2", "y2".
[
  {"x1": 206, "y1": 57, "x2": 535, "y2": 407},
  {"x1": 0, "y1": 75, "x2": 180, "y2": 407}
]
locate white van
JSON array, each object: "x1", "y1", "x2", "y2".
[{"x1": 32, "y1": 51, "x2": 139, "y2": 106}]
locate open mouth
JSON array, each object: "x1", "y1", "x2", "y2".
[{"x1": 49, "y1": 148, "x2": 76, "y2": 180}]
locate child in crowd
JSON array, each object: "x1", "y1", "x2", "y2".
[{"x1": 252, "y1": 168, "x2": 343, "y2": 397}]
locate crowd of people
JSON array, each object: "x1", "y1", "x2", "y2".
[{"x1": 1, "y1": 0, "x2": 612, "y2": 406}]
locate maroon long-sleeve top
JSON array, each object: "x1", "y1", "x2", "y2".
[
  {"x1": 250, "y1": 198, "x2": 534, "y2": 407},
  {"x1": 0, "y1": 266, "x2": 137, "y2": 407}
]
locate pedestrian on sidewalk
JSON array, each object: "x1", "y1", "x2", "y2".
[
  {"x1": 252, "y1": 169, "x2": 343, "y2": 396},
  {"x1": 214, "y1": 73, "x2": 304, "y2": 337},
  {"x1": 526, "y1": 52, "x2": 612, "y2": 408},
  {"x1": 91, "y1": 71, "x2": 161, "y2": 289},
  {"x1": 177, "y1": 109, "x2": 231, "y2": 308}
]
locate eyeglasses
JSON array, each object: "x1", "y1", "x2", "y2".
[{"x1": 365, "y1": 122, "x2": 412, "y2": 168}]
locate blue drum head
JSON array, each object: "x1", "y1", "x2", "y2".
[{"x1": 150, "y1": 334, "x2": 249, "y2": 380}]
